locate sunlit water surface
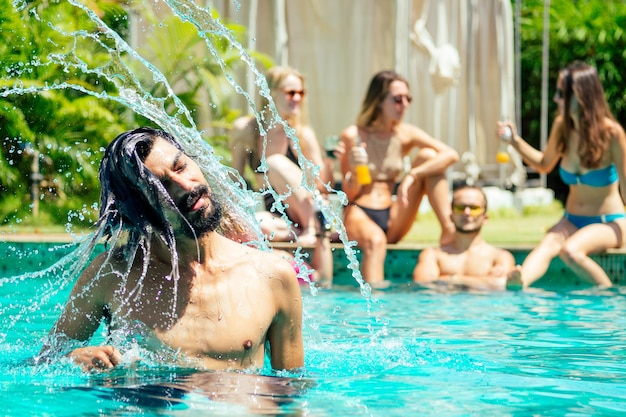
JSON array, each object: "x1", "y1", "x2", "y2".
[
  {"x1": 3, "y1": 1, "x2": 626, "y2": 415},
  {"x1": 2, "y1": 267, "x2": 626, "y2": 416}
]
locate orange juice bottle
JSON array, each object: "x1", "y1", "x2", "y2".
[
  {"x1": 496, "y1": 127, "x2": 512, "y2": 164},
  {"x1": 354, "y1": 136, "x2": 372, "y2": 185}
]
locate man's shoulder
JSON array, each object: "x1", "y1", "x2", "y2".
[
  {"x1": 435, "y1": 242, "x2": 504, "y2": 259},
  {"x1": 76, "y1": 246, "x2": 130, "y2": 288},
  {"x1": 431, "y1": 244, "x2": 458, "y2": 255},
  {"x1": 493, "y1": 245, "x2": 515, "y2": 261},
  {"x1": 417, "y1": 245, "x2": 444, "y2": 261},
  {"x1": 86, "y1": 246, "x2": 127, "y2": 269},
  {"x1": 224, "y1": 240, "x2": 295, "y2": 273},
  {"x1": 470, "y1": 241, "x2": 514, "y2": 264},
  {"x1": 422, "y1": 245, "x2": 443, "y2": 254},
  {"x1": 481, "y1": 242, "x2": 512, "y2": 256},
  {"x1": 232, "y1": 246, "x2": 299, "y2": 295},
  {"x1": 247, "y1": 246, "x2": 294, "y2": 270}
]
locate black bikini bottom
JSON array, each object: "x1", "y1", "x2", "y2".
[{"x1": 354, "y1": 204, "x2": 390, "y2": 233}]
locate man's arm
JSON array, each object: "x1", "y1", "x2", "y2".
[
  {"x1": 449, "y1": 248, "x2": 516, "y2": 291},
  {"x1": 41, "y1": 253, "x2": 122, "y2": 370},
  {"x1": 267, "y1": 257, "x2": 304, "y2": 371},
  {"x1": 488, "y1": 248, "x2": 516, "y2": 279},
  {"x1": 412, "y1": 247, "x2": 442, "y2": 283}
]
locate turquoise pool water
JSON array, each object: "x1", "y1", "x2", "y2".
[{"x1": 2, "y1": 244, "x2": 626, "y2": 416}]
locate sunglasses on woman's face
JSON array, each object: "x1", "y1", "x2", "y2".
[
  {"x1": 283, "y1": 89, "x2": 306, "y2": 99},
  {"x1": 452, "y1": 204, "x2": 484, "y2": 217},
  {"x1": 390, "y1": 94, "x2": 413, "y2": 104}
]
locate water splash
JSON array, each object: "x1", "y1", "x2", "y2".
[
  {"x1": 6, "y1": 0, "x2": 371, "y2": 288},
  {"x1": 0, "y1": 0, "x2": 377, "y2": 356}
]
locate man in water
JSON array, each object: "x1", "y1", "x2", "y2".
[
  {"x1": 412, "y1": 185, "x2": 516, "y2": 291},
  {"x1": 41, "y1": 127, "x2": 303, "y2": 372}
]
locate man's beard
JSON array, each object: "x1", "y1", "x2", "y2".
[
  {"x1": 455, "y1": 223, "x2": 482, "y2": 234},
  {"x1": 178, "y1": 185, "x2": 223, "y2": 238}
]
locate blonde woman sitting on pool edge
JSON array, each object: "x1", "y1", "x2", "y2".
[{"x1": 229, "y1": 66, "x2": 334, "y2": 286}]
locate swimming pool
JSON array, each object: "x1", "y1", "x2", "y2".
[{"x1": 2, "y1": 242, "x2": 626, "y2": 415}]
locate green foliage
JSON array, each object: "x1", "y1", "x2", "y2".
[
  {"x1": 521, "y1": 200, "x2": 563, "y2": 216},
  {"x1": 131, "y1": 7, "x2": 273, "y2": 158},
  {"x1": 0, "y1": 0, "x2": 129, "y2": 226},
  {"x1": 519, "y1": 0, "x2": 626, "y2": 147},
  {"x1": 0, "y1": 0, "x2": 270, "y2": 227}
]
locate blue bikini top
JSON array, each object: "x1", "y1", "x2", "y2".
[{"x1": 559, "y1": 164, "x2": 618, "y2": 187}]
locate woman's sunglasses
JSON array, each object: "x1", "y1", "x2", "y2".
[
  {"x1": 283, "y1": 89, "x2": 306, "y2": 98},
  {"x1": 390, "y1": 94, "x2": 413, "y2": 104}
]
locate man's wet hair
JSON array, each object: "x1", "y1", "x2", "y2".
[
  {"x1": 96, "y1": 127, "x2": 204, "y2": 282},
  {"x1": 98, "y1": 127, "x2": 184, "y2": 242}
]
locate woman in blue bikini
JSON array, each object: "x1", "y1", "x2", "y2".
[{"x1": 498, "y1": 62, "x2": 626, "y2": 287}]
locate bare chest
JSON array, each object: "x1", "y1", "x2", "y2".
[
  {"x1": 438, "y1": 246, "x2": 497, "y2": 276},
  {"x1": 108, "y1": 273, "x2": 274, "y2": 369},
  {"x1": 365, "y1": 135, "x2": 404, "y2": 182}
]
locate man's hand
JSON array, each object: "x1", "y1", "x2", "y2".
[{"x1": 68, "y1": 346, "x2": 122, "y2": 371}]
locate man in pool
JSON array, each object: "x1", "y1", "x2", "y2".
[
  {"x1": 412, "y1": 185, "x2": 517, "y2": 291},
  {"x1": 40, "y1": 127, "x2": 304, "y2": 372}
]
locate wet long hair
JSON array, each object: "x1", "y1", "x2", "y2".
[
  {"x1": 99, "y1": 127, "x2": 180, "y2": 239},
  {"x1": 356, "y1": 70, "x2": 409, "y2": 128},
  {"x1": 557, "y1": 62, "x2": 615, "y2": 168},
  {"x1": 96, "y1": 127, "x2": 188, "y2": 280}
]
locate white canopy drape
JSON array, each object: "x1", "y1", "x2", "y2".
[{"x1": 212, "y1": 0, "x2": 520, "y2": 186}]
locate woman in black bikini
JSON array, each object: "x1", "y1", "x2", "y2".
[
  {"x1": 498, "y1": 62, "x2": 626, "y2": 287},
  {"x1": 230, "y1": 67, "x2": 333, "y2": 240},
  {"x1": 339, "y1": 70, "x2": 459, "y2": 285}
]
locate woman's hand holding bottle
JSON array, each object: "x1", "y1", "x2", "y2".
[
  {"x1": 496, "y1": 121, "x2": 515, "y2": 164},
  {"x1": 349, "y1": 137, "x2": 371, "y2": 185}
]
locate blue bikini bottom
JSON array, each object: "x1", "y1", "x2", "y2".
[{"x1": 564, "y1": 211, "x2": 626, "y2": 228}]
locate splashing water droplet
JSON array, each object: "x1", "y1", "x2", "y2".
[{"x1": 0, "y1": 1, "x2": 375, "y2": 361}]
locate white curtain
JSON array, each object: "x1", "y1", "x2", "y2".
[{"x1": 213, "y1": 0, "x2": 516, "y2": 183}]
